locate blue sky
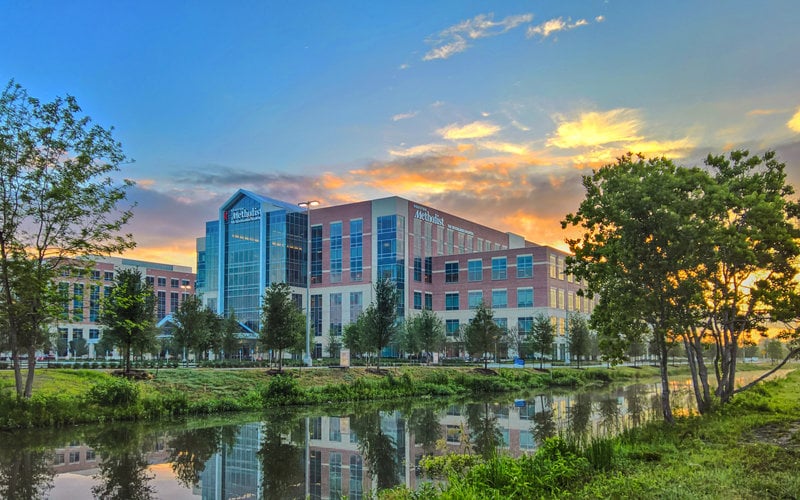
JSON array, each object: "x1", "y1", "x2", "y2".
[{"x1": 3, "y1": 1, "x2": 800, "y2": 268}]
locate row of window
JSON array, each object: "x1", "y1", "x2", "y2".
[
  {"x1": 412, "y1": 216, "x2": 506, "y2": 257},
  {"x1": 145, "y1": 276, "x2": 192, "y2": 288},
  {"x1": 58, "y1": 327, "x2": 101, "y2": 340},
  {"x1": 444, "y1": 316, "x2": 569, "y2": 336},
  {"x1": 312, "y1": 219, "x2": 365, "y2": 284},
  {"x1": 443, "y1": 255, "x2": 533, "y2": 284},
  {"x1": 53, "y1": 449, "x2": 95, "y2": 465}
]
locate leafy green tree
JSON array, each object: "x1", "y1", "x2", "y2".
[
  {"x1": 364, "y1": 277, "x2": 400, "y2": 370},
  {"x1": 403, "y1": 308, "x2": 445, "y2": 363},
  {"x1": 325, "y1": 330, "x2": 342, "y2": 359},
  {"x1": 567, "y1": 313, "x2": 591, "y2": 368},
  {"x1": 0, "y1": 81, "x2": 134, "y2": 398},
  {"x1": 530, "y1": 313, "x2": 555, "y2": 369},
  {"x1": 563, "y1": 154, "x2": 718, "y2": 423},
  {"x1": 259, "y1": 282, "x2": 304, "y2": 372},
  {"x1": 765, "y1": 339, "x2": 785, "y2": 363},
  {"x1": 463, "y1": 302, "x2": 503, "y2": 370},
  {"x1": 343, "y1": 314, "x2": 369, "y2": 361},
  {"x1": 503, "y1": 326, "x2": 530, "y2": 361},
  {"x1": 700, "y1": 151, "x2": 800, "y2": 401},
  {"x1": 173, "y1": 295, "x2": 212, "y2": 362},
  {"x1": 69, "y1": 337, "x2": 89, "y2": 358},
  {"x1": 100, "y1": 269, "x2": 157, "y2": 374},
  {"x1": 220, "y1": 309, "x2": 241, "y2": 359}
]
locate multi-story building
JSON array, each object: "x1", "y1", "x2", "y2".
[
  {"x1": 196, "y1": 190, "x2": 595, "y2": 362},
  {"x1": 53, "y1": 256, "x2": 195, "y2": 358}
]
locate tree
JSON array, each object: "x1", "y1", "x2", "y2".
[
  {"x1": 403, "y1": 308, "x2": 445, "y2": 363},
  {"x1": 343, "y1": 314, "x2": 369, "y2": 362},
  {"x1": 172, "y1": 295, "x2": 214, "y2": 362},
  {"x1": 765, "y1": 339, "x2": 785, "y2": 363},
  {"x1": 219, "y1": 309, "x2": 241, "y2": 359},
  {"x1": 563, "y1": 154, "x2": 718, "y2": 423},
  {"x1": 503, "y1": 326, "x2": 530, "y2": 361},
  {"x1": 364, "y1": 277, "x2": 400, "y2": 371},
  {"x1": 325, "y1": 330, "x2": 341, "y2": 360},
  {"x1": 99, "y1": 269, "x2": 157, "y2": 375},
  {"x1": 530, "y1": 313, "x2": 555, "y2": 369},
  {"x1": 259, "y1": 282, "x2": 304, "y2": 372},
  {"x1": 69, "y1": 337, "x2": 89, "y2": 358},
  {"x1": 463, "y1": 302, "x2": 503, "y2": 370},
  {"x1": 567, "y1": 313, "x2": 591, "y2": 368},
  {"x1": 0, "y1": 81, "x2": 134, "y2": 398}
]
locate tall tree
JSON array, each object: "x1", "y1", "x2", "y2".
[
  {"x1": 0, "y1": 81, "x2": 134, "y2": 397},
  {"x1": 364, "y1": 277, "x2": 400, "y2": 370},
  {"x1": 99, "y1": 269, "x2": 157, "y2": 374},
  {"x1": 563, "y1": 154, "x2": 717, "y2": 423},
  {"x1": 172, "y1": 295, "x2": 211, "y2": 362},
  {"x1": 463, "y1": 302, "x2": 503, "y2": 370},
  {"x1": 530, "y1": 313, "x2": 555, "y2": 369},
  {"x1": 219, "y1": 308, "x2": 241, "y2": 359},
  {"x1": 259, "y1": 282, "x2": 304, "y2": 372},
  {"x1": 403, "y1": 308, "x2": 445, "y2": 363},
  {"x1": 343, "y1": 313, "x2": 369, "y2": 362},
  {"x1": 567, "y1": 313, "x2": 591, "y2": 368}
]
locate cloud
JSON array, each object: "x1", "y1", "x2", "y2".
[
  {"x1": 527, "y1": 17, "x2": 590, "y2": 39},
  {"x1": 548, "y1": 109, "x2": 643, "y2": 148},
  {"x1": 479, "y1": 140, "x2": 530, "y2": 155},
  {"x1": 423, "y1": 13, "x2": 533, "y2": 61},
  {"x1": 392, "y1": 111, "x2": 418, "y2": 121},
  {"x1": 748, "y1": 108, "x2": 783, "y2": 116},
  {"x1": 595, "y1": 15, "x2": 605, "y2": 22},
  {"x1": 788, "y1": 107, "x2": 800, "y2": 133},
  {"x1": 438, "y1": 120, "x2": 502, "y2": 140},
  {"x1": 389, "y1": 143, "x2": 451, "y2": 157}
]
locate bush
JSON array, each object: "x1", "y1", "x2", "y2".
[
  {"x1": 87, "y1": 377, "x2": 140, "y2": 406},
  {"x1": 259, "y1": 375, "x2": 304, "y2": 406}
]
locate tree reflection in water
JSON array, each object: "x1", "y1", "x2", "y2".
[
  {"x1": 598, "y1": 394, "x2": 621, "y2": 436},
  {"x1": 532, "y1": 394, "x2": 557, "y2": 446},
  {"x1": 350, "y1": 408, "x2": 401, "y2": 490},
  {"x1": 258, "y1": 409, "x2": 305, "y2": 500},
  {"x1": 0, "y1": 444, "x2": 54, "y2": 499},
  {"x1": 88, "y1": 424, "x2": 156, "y2": 500},
  {"x1": 567, "y1": 392, "x2": 593, "y2": 441},
  {"x1": 466, "y1": 402, "x2": 503, "y2": 459},
  {"x1": 168, "y1": 425, "x2": 238, "y2": 488},
  {"x1": 407, "y1": 406, "x2": 442, "y2": 454}
]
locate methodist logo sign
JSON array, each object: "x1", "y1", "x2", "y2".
[
  {"x1": 224, "y1": 207, "x2": 261, "y2": 224},
  {"x1": 414, "y1": 206, "x2": 445, "y2": 227}
]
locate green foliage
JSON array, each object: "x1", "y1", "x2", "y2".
[
  {"x1": 463, "y1": 302, "x2": 504, "y2": 370},
  {"x1": 260, "y1": 282, "x2": 305, "y2": 371},
  {"x1": 403, "y1": 309, "x2": 446, "y2": 360},
  {"x1": 259, "y1": 374, "x2": 304, "y2": 406},
  {"x1": 530, "y1": 313, "x2": 555, "y2": 369},
  {"x1": 364, "y1": 277, "x2": 400, "y2": 369},
  {"x1": 173, "y1": 295, "x2": 222, "y2": 361},
  {"x1": 87, "y1": 377, "x2": 140, "y2": 406}
]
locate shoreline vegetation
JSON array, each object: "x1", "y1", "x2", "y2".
[
  {"x1": 386, "y1": 367, "x2": 800, "y2": 499},
  {"x1": 0, "y1": 362, "x2": 783, "y2": 431}
]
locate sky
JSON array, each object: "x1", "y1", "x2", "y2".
[{"x1": 3, "y1": 0, "x2": 800, "y2": 270}]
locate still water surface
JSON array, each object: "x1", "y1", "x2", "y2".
[{"x1": 0, "y1": 370, "x2": 787, "y2": 499}]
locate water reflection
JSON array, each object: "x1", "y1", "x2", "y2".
[{"x1": 0, "y1": 372, "x2": 786, "y2": 499}]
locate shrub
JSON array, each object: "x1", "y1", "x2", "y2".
[
  {"x1": 259, "y1": 375, "x2": 304, "y2": 406},
  {"x1": 87, "y1": 377, "x2": 140, "y2": 406}
]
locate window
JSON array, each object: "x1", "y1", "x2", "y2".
[
  {"x1": 86, "y1": 450, "x2": 96, "y2": 461},
  {"x1": 445, "y1": 292, "x2": 459, "y2": 311},
  {"x1": 468, "y1": 259, "x2": 483, "y2": 281},
  {"x1": 446, "y1": 319, "x2": 460, "y2": 336},
  {"x1": 72, "y1": 328, "x2": 83, "y2": 340},
  {"x1": 350, "y1": 292, "x2": 363, "y2": 321},
  {"x1": 330, "y1": 452, "x2": 342, "y2": 499},
  {"x1": 517, "y1": 255, "x2": 533, "y2": 278},
  {"x1": 518, "y1": 317, "x2": 533, "y2": 334},
  {"x1": 311, "y1": 225, "x2": 323, "y2": 283},
  {"x1": 54, "y1": 453, "x2": 65, "y2": 465},
  {"x1": 91, "y1": 270, "x2": 101, "y2": 280},
  {"x1": 311, "y1": 294, "x2": 322, "y2": 337},
  {"x1": 171, "y1": 278, "x2": 179, "y2": 288},
  {"x1": 567, "y1": 291, "x2": 574, "y2": 311},
  {"x1": 491, "y1": 289, "x2": 507, "y2": 308},
  {"x1": 491, "y1": 257, "x2": 507, "y2": 280},
  {"x1": 146, "y1": 275, "x2": 154, "y2": 286},
  {"x1": 424, "y1": 292, "x2": 433, "y2": 311},
  {"x1": 494, "y1": 317, "x2": 507, "y2": 330},
  {"x1": 157, "y1": 291, "x2": 166, "y2": 319},
  {"x1": 104, "y1": 271, "x2": 114, "y2": 281},
  {"x1": 310, "y1": 417, "x2": 322, "y2": 440},
  {"x1": 350, "y1": 455, "x2": 364, "y2": 500},
  {"x1": 181, "y1": 279, "x2": 190, "y2": 287},
  {"x1": 350, "y1": 219, "x2": 363, "y2": 281},
  {"x1": 517, "y1": 288, "x2": 533, "y2": 307},
  {"x1": 558, "y1": 289, "x2": 565, "y2": 309},
  {"x1": 549, "y1": 255, "x2": 557, "y2": 278},
  {"x1": 72, "y1": 283, "x2": 84, "y2": 321},
  {"x1": 157, "y1": 277, "x2": 167, "y2": 287},
  {"x1": 424, "y1": 257, "x2": 433, "y2": 283},
  {"x1": 330, "y1": 222, "x2": 342, "y2": 283},
  {"x1": 89, "y1": 285, "x2": 100, "y2": 321},
  {"x1": 413, "y1": 291, "x2": 422, "y2": 310},
  {"x1": 329, "y1": 417, "x2": 341, "y2": 441},
  {"x1": 468, "y1": 291, "x2": 483, "y2": 309},
  {"x1": 89, "y1": 328, "x2": 100, "y2": 339},
  {"x1": 413, "y1": 257, "x2": 422, "y2": 282},
  {"x1": 69, "y1": 451, "x2": 81, "y2": 464},
  {"x1": 558, "y1": 257, "x2": 565, "y2": 280},
  {"x1": 445, "y1": 262, "x2": 459, "y2": 283},
  {"x1": 330, "y1": 293, "x2": 342, "y2": 336},
  {"x1": 170, "y1": 292, "x2": 179, "y2": 313},
  {"x1": 550, "y1": 287, "x2": 557, "y2": 307}
]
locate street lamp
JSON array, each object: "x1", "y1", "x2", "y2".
[{"x1": 298, "y1": 200, "x2": 319, "y2": 367}]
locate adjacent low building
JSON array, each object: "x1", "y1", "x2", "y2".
[
  {"x1": 196, "y1": 190, "x2": 595, "y2": 362},
  {"x1": 53, "y1": 256, "x2": 195, "y2": 358}
]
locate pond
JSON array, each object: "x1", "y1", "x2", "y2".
[{"x1": 0, "y1": 369, "x2": 788, "y2": 499}]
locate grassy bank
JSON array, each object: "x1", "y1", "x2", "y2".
[
  {"x1": 0, "y1": 365, "x2": 658, "y2": 430},
  {"x1": 385, "y1": 368, "x2": 800, "y2": 499}
]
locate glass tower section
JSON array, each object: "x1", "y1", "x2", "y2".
[
  {"x1": 223, "y1": 196, "x2": 262, "y2": 331},
  {"x1": 310, "y1": 225, "x2": 322, "y2": 284},
  {"x1": 376, "y1": 214, "x2": 405, "y2": 319}
]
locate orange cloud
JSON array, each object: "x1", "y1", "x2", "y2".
[
  {"x1": 438, "y1": 121, "x2": 501, "y2": 140},
  {"x1": 788, "y1": 107, "x2": 800, "y2": 133},
  {"x1": 548, "y1": 109, "x2": 642, "y2": 149}
]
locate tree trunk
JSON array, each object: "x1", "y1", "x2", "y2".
[
  {"x1": 24, "y1": 345, "x2": 36, "y2": 398},
  {"x1": 277, "y1": 348, "x2": 283, "y2": 372},
  {"x1": 656, "y1": 332, "x2": 674, "y2": 424}
]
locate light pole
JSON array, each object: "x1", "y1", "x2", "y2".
[{"x1": 298, "y1": 200, "x2": 319, "y2": 367}]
